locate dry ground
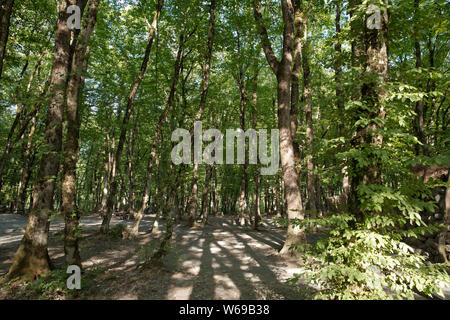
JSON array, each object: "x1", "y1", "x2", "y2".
[{"x1": 0, "y1": 213, "x2": 311, "y2": 300}]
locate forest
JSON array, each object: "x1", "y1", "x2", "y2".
[{"x1": 0, "y1": 0, "x2": 449, "y2": 301}]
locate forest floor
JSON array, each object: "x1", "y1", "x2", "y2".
[{"x1": 0, "y1": 213, "x2": 314, "y2": 300}]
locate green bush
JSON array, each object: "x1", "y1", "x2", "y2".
[{"x1": 285, "y1": 183, "x2": 449, "y2": 300}]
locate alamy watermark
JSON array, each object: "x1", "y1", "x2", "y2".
[
  {"x1": 367, "y1": 4, "x2": 382, "y2": 30},
  {"x1": 66, "y1": 265, "x2": 81, "y2": 290},
  {"x1": 67, "y1": 5, "x2": 81, "y2": 30},
  {"x1": 171, "y1": 122, "x2": 279, "y2": 176}
]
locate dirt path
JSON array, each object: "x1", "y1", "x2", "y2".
[
  {"x1": 2, "y1": 213, "x2": 447, "y2": 300},
  {"x1": 0, "y1": 214, "x2": 309, "y2": 299}
]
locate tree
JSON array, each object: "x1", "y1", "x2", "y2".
[
  {"x1": 100, "y1": 0, "x2": 164, "y2": 234},
  {"x1": 348, "y1": 0, "x2": 389, "y2": 219},
  {"x1": 186, "y1": 0, "x2": 216, "y2": 228},
  {"x1": 253, "y1": 0, "x2": 306, "y2": 254},
  {"x1": 8, "y1": 0, "x2": 75, "y2": 280},
  {"x1": 62, "y1": 0, "x2": 101, "y2": 268},
  {"x1": 0, "y1": 0, "x2": 14, "y2": 78}
]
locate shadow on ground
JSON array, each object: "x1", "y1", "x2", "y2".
[{"x1": 0, "y1": 214, "x2": 312, "y2": 300}]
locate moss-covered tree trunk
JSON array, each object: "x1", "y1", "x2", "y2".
[{"x1": 348, "y1": 0, "x2": 389, "y2": 220}]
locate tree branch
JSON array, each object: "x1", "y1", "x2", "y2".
[{"x1": 253, "y1": 0, "x2": 279, "y2": 75}]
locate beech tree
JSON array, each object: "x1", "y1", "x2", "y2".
[
  {"x1": 253, "y1": 0, "x2": 306, "y2": 254},
  {"x1": 0, "y1": 0, "x2": 448, "y2": 300},
  {"x1": 7, "y1": 0, "x2": 75, "y2": 280}
]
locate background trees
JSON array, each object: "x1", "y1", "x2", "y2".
[{"x1": 0, "y1": 0, "x2": 448, "y2": 298}]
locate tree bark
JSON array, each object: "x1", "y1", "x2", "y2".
[
  {"x1": 0, "y1": 0, "x2": 14, "y2": 78},
  {"x1": 7, "y1": 0, "x2": 74, "y2": 280},
  {"x1": 302, "y1": 23, "x2": 316, "y2": 217},
  {"x1": 251, "y1": 67, "x2": 262, "y2": 230},
  {"x1": 348, "y1": 0, "x2": 389, "y2": 220},
  {"x1": 126, "y1": 111, "x2": 137, "y2": 215},
  {"x1": 290, "y1": 1, "x2": 308, "y2": 197},
  {"x1": 200, "y1": 165, "x2": 213, "y2": 226},
  {"x1": 62, "y1": 0, "x2": 100, "y2": 268},
  {"x1": 333, "y1": 1, "x2": 349, "y2": 205},
  {"x1": 15, "y1": 109, "x2": 38, "y2": 214},
  {"x1": 235, "y1": 38, "x2": 249, "y2": 226},
  {"x1": 254, "y1": 0, "x2": 306, "y2": 254},
  {"x1": 99, "y1": 131, "x2": 113, "y2": 212},
  {"x1": 413, "y1": 0, "x2": 428, "y2": 156}
]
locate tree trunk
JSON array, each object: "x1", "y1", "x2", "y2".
[
  {"x1": 235, "y1": 41, "x2": 248, "y2": 226},
  {"x1": 254, "y1": 0, "x2": 306, "y2": 254},
  {"x1": 0, "y1": 0, "x2": 14, "y2": 78},
  {"x1": 334, "y1": 1, "x2": 349, "y2": 205},
  {"x1": 126, "y1": 112, "x2": 137, "y2": 216},
  {"x1": 251, "y1": 67, "x2": 262, "y2": 230},
  {"x1": 7, "y1": 0, "x2": 73, "y2": 280},
  {"x1": 130, "y1": 33, "x2": 184, "y2": 237},
  {"x1": 302, "y1": 23, "x2": 316, "y2": 218},
  {"x1": 62, "y1": 0, "x2": 100, "y2": 268},
  {"x1": 99, "y1": 132, "x2": 112, "y2": 212},
  {"x1": 200, "y1": 165, "x2": 213, "y2": 226},
  {"x1": 348, "y1": 0, "x2": 389, "y2": 220},
  {"x1": 212, "y1": 165, "x2": 218, "y2": 215},
  {"x1": 291, "y1": 0, "x2": 307, "y2": 197},
  {"x1": 100, "y1": 0, "x2": 164, "y2": 234},
  {"x1": 413, "y1": 0, "x2": 428, "y2": 156},
  {"x1": 186, "y1": 0, "x2": 216, "y2": 227},
  {"x1": 16, "y1": 109, "x2": 38, "y2": 214},
  {"x1": 438, "y1": 175, "x2": 449, "y2": 264}
]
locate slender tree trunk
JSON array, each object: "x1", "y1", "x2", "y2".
[
  {"x1": 237, "y1": 166, "x2": 248, "y2": 225},
  {"x1": 302, "y1": 29, "x2": 316, "y2": 217},
  {"x1": 438, "y1": 175, "x2": 449, "y2": 264},
  {"x1": 150, "y1": 158, "x2": 161, "y2": 232},
  {"x1": 334, "y1": 1, "x2": 349, "y2": 205},
  {"x1": 413, "y1": 0, "x2": 427, "y2": 156},
  {"x1": 212, "y1": 165, "x2": 218, "y2": 215},
  {"x1": 7, "y1": 0, "x2": 73, "y2": 280},
  {"x1": 236, "y1": 44, "x2": 248, "y2": 226},
  {"x1": 130, "y1": 33, "x2": 184, "y2": 237},
  {"x1": 126, "y1": 111, "x2": 137, "y2": 215},
  {"x1": 100, "y1": 0, "x2": 164, "y2": 234},
  {"x1": 275, "y1": 175, "x2": 281, "y2": 217},
  {"x1": 291, "y1": 0, "x2": 307, "y2": 195},
  {"x1": 16, "y1": 110, "x2": 38, "y2": 213},
  {"x1": 62, "y1": 0, "x2": 100, "y2": 268},
  {"x1": 348, "y1": 0, "x2": 364, "y2": 216},
  {"x1": 187, "y1": 0, "x2": 216, "y2": 227},
  {"x1": 0, "y1": 0, "x2": 14, "y2": 78},
  {"x1": 188, "y1": 163, "x2": 200, "y2": 225},
  {"x1": 200, "y1": 165, "x2": 213, "y2": 226},
  {"x1": 174, "y1": 165, "x2": 185, "y2": 223},
  {"x1": 251, "y1": 66, "x2": 262, "y2": 230},
  {"x1": 99, "y1": 132, "x2": 112, "y2": 212},
  {"x1": 0, "y1": 51, "x2": 46, "y2": 193}
]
